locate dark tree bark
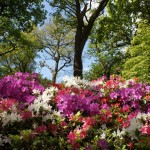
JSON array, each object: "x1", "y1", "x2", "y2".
[{"x1": 73, "y1": 0, "x2": 109, "y2": 78}]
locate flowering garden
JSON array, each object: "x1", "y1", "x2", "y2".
[{"x1": 0, "y1": 72, "x2": 150, "y2": 150}]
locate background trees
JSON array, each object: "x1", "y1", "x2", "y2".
[
  {"x1": 0, "y1": 0, "x2": 46, "y2": 56},
  {"x1": 85, "y1": 0, "x2": 150, "y2": 82},
  {"x1": 0, "y1": 31, "x2": 41, "y2": 77},
  {"x1": 122, "y1": 21, "x2": 150, "y2": 84},
  {"x1": 0, "y1": 0, "x2": 149, "y2": 83},
  {"x1": 35, "y1": 17, "x2": 75, "y2": 83}
]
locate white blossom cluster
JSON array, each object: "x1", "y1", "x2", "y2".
[
  {"x1": 0, "y1": 112, "x2": 22, "y2": 126},
  {"x1": 29, "y1": 86, "x2": 62, "y2": 122},
  {"x1": 63, "y1": 76, "x2": 92, "y2": 88},
  {"x1": 0, "y1": 134, "x2": 11, "y2": 146},
  {"x1": 100, "y1": 124, "x2": 126, "y2": 140},
  {"x1": 112, "y1": 129, "x2": 126, "y2": 139},
  {"x1": 124, "y1": 113, "x2": 148, "y2": 139},
  {"x1": 29, "y1": 87, "x2": 58, "y2": 113},
  {"x1": 0, "y1": 87, "x2": 61, "y2": 127}
]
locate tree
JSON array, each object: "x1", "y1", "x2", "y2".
[
  {"x1": 0, "y1": 31, "x2": 40, "y2": 77},
  {"x1": 84, "y1": 48, "x2": 126, "y2": 80},
  {"x1": 122, "y1": 21, "x2": 150, "y2": 84},
  {"x1": 0, "y1": 0, "x2": 46, "y2": 31},
  {"x1": 47, "y1": 0, "x2": 110, "y2": 78},
  {"x1": 0, "y1": 0, "x2": 46, "y2": 56},
  {"x1": 35, "y1": 17, "x2": 75, "y2": 83},
  {"x1": 85, "y1": 0, "x2": 150, "y2": 80}
]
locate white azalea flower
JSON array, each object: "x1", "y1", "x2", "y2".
[
  {"x1": 136, "y1": 112, "x2": 150, "y2": 120},
  {"x1": 1, "y1": 112, "x2": 22, "y2": 126},
  {"x1": 63, "y1": 76, "x2": 91, "y2": 88},
  {"x1": 42, "y1": 114, "x2": 53, "y2": 122},
  {"x1": 124, "y1": 117, "x2": 143, "y2": 139},
  {"x1": 32, "y1": 89, "x2": 41, "y2": 95},
  {"x1": 0, "y1": 135, "x2": 11, "y2": 146},
  {"x1": 100, "y1": 132, "x2": 106, "y2": 139},
  {"x1": 101, "y1": 124, "x2": 107, "y2": 130}
]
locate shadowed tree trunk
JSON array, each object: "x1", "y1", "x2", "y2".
[{"x1": 73, "y1": 0, "x2": 109, "y2": 78}]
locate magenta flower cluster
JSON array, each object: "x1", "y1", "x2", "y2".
[
  {"x1": 0, "y1": 72, "x2": 44, "y2": 104},
  {"x1": 110, "y1": 82, "x2": 150, "y2": 113},
  {"x1": 56, "y1": 89, "x2": 101, "y2": 117}
]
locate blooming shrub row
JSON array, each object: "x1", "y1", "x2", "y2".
[{"x1": 0, "y1": 73, "x2": 150, "y2": 149}]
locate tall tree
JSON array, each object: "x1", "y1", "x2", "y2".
[
  {"x1": 122, "y1": 21, "x2": 150, "y2": 84},
  {"x1": 35, "y1": 17, "x2": 74, "y2": 83},
  {"x1": 47, "y1": 0, "x2": 109, "y2": 78}
]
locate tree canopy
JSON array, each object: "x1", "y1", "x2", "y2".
[
  {"x1": 122, "y1": 21, "x2": 150, "y2": 84},
  {"x1": 0, "y1": 0, "x2": 46, "y2": 31},
  {"x1": 85, "y1": 0, "x2": 150, "y2": 81},
  {"x1": 0, "y1": 31, "x2": 41, "y2": 77},
  {"x1": 0, "y1": 0, "x2": 46, "y2": 56}
]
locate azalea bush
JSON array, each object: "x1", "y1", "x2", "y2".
[
  {"x1": 0, "y1": 73, "x2": 150, "y2": 149},
  {"x1": 0, "y1": 72, "x2": 44, "y2": 105}
]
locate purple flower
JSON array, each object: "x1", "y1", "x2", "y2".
[
  {"x1": 110, "y1": 92, "x2": 118, "y2": 99},
  {"x1": 146, "y1": 86, "x2": 150, "y2": 93},
  {"x1": 85, "y1": 144, "x2": 92, "y2": 150},
  {"x1": 97, "y1": 139, "x2": 109, "y2": 150},
  {"x1": 0, "y1": 72, "x2": 44, "y2": 105},
  {"x1": 56, "y1": 90, "x2": 101, "y2": 117}
]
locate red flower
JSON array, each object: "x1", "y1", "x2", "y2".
[
  {"x1": 67, "y1": 131, "x2": 77, "y2": 143},
  {"x1": 49, "y1": 123, "x2": 57, "y2": 133},
  {"x1": 35, "y1": 125, "x2": 47, "y2": 134},
  {"x1": 140, "y1": 125, "x2": 150, "y2": 135},
  {"x1": 60, "y1": 121, "x2": 67, "y2": 127},
  {"x1": 117, "y1": 117, "x2": 124, "y2": 124},
  {"x1": 127, "y1": 141, "x2": 134, "y2": 150},
  {"x1": 82, "y1": 117, "x2": 95, "y2": 126},
  {"x1": 145, "y1": 95, "x2": 150, "y2": 101},
  {"x1": 80, "y1": 130, "x2": 86, "y2": 139},
  {"x1": 21, "y1": 111, "x2": 32, "y2": 120},
  {"x1": 0, "y1": 99, "x2": 17, "y2": 111}
]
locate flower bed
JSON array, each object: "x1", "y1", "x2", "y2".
[{"x1": 0, "y1": 74, "x2": 150, "y2": 149}]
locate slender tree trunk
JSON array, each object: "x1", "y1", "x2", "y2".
[{"x1": 52, "y1": 60, "x2": 59, "y2": 83}]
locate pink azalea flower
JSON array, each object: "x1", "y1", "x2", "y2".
[
  {"x1": 80, "y1": 130, "x2": 87, "y2": 139},
  {"x1": 67, "y1": 131, "x2": 77, "y2": 143},
  {"x1": 0, "y1": 99, "x2": 17, "y2": 111},
  {"x1": 48, "y1": 123, "x2": 57, "y2": 133},
  {"x1": 140, "y1": 125, "x2": 150, "y2": 135}
]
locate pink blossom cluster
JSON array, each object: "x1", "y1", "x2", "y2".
[{"x1": 0, "y1": 72, "x2": 44, "y2": 104}]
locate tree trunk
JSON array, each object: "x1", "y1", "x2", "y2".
[
  {"x1": 73, "y1": 22, "x2": 85, "y2": 78},
  {"x1": 74, "y1": 40, "x2": 84, "y2": 78},
  {"x1": 52, "y1": 60, "x2": 59, "y2": 83}
]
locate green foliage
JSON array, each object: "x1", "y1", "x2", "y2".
[
  {"x1": 0, "y1": 0, "x2": 46, "y2": 60},
  {"x1": 0, "y1": 0, "x2": 46, "y2": 34},
  {"x1": 0, "y1": 31, "x2": 40, "y2": 77},
  {"x1": 122, "y1": 21, "x2": 150, "y2": 84},
  {"x1": 86, "y1": 0, "x2": 150, "y2": 81}
]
